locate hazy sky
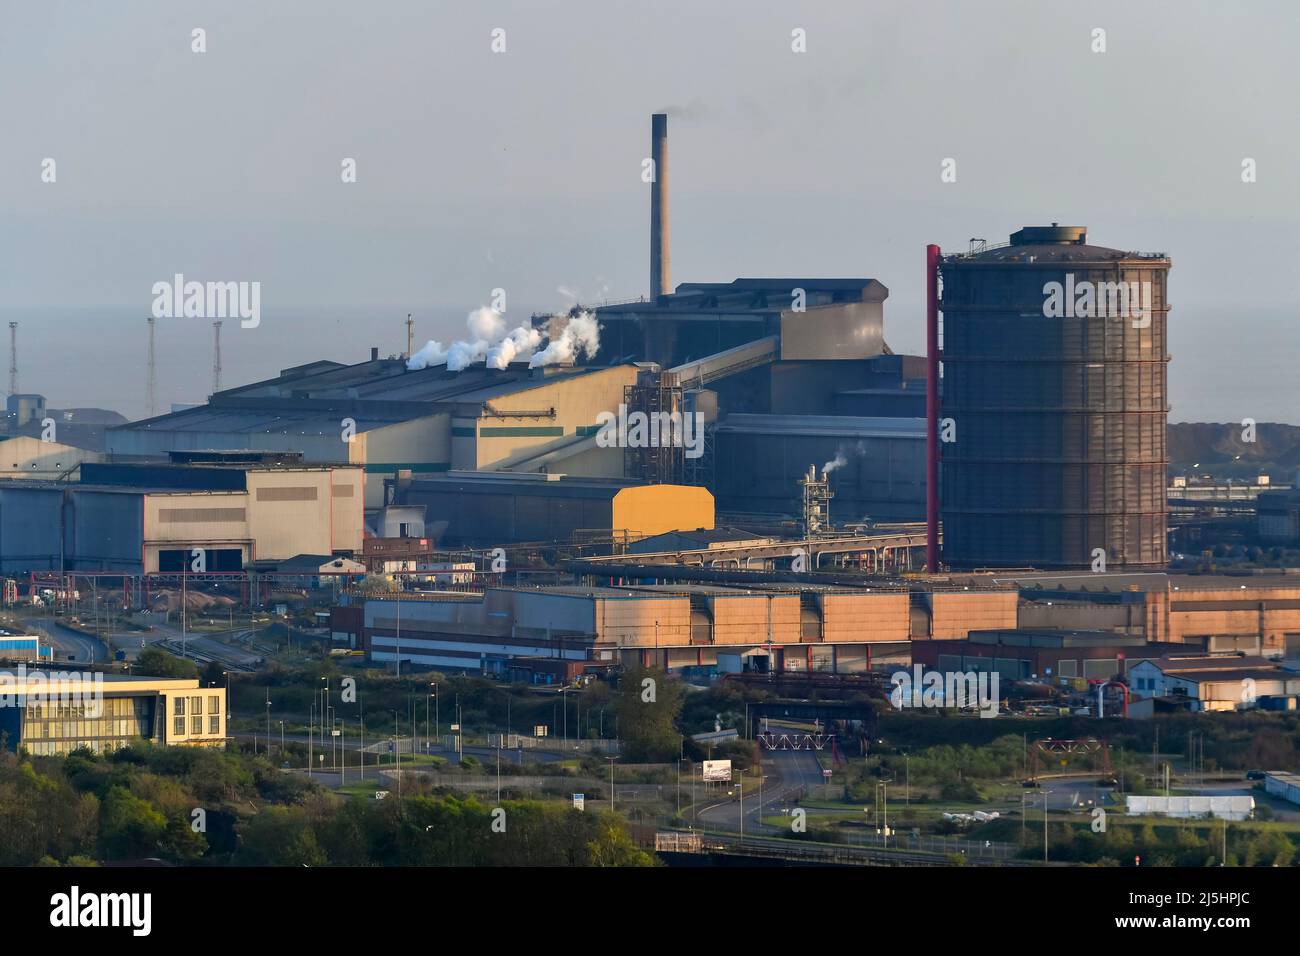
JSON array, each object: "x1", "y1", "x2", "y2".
[{"x1": 2, "y1": 1, "x2": 1297, "y2": 421}]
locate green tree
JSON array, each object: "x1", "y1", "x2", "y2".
[
  {"x1": 237, "y1": 806, "x2": 326, "y2": 867},
  {"x1": 100, "y1": 786, "x2": 167, "y2": 860},
  {"x1": 614, "y1": 666, "x2": 684, "y2": 762},
  {"x1": 585, "y1": 812, "x2": 655, "y2": 866},
  {"x1": 134, "y1": 647, "x2": 199, "y2": 679}
]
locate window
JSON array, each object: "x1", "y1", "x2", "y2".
[
  {"x1": 209, "y1": 716, "x2": 220, "y2": 735},
  {"x1": 190, "y1": 696, "x2": 203, "y2": 715},
  {"x1": 208, "y1": 696, "x2": 220, "y2": 714},
  {"x1": 175, "y1": 698, "x2": 186, "y2": 716},
  {"x1": 191, "y1": 716, "x2": 202, "y2": 735},
  {"x1": 174, "y1": 717, "x2": 185, "y2": 736}
]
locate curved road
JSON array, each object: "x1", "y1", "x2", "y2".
[{"x1": 19, "y1": 616, "x2": 111, "y2": 665}]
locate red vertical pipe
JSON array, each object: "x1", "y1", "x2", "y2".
[{"x1": 926, "y1": 244, "x2": 941, "y2": 572}]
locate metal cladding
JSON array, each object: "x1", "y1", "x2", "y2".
[
  {"x1": 939, "y1": 226, "x2": 1171, "y2": 569},
  {"x1": 650, "y1": 113, "x2": 670, "y2": 298},
  {"x1": 925, "y1": 244, "x2": 940, "y2": 572}
]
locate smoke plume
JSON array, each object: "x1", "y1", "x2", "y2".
[
  {"x1": 529, "y1": 311, "x2": 600, "y2": 367},
  {"x1": 823, "y1": 441, "x2": 866, "y2": 475},
  {"x1": 406, "y1": 306, "x2": 600, "y2": 373}
]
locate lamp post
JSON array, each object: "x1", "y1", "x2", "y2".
[
  {"x1": 394, "y1": 710, "x2": 401, "y2": 799},
  {"x1": 221, "y1": 670, "x2": 231, "y2": 749},
  {"x1": 1042, "y1": 789, "x2": 1053, "y2": 864}
]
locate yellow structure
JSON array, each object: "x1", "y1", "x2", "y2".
[{"x1": 611, "y1": 484, "x2": 714, "y2": 540}]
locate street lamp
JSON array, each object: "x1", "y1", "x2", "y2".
[{"x1": 1040, "y1": 789, "x2": 1053, "y2": 864}]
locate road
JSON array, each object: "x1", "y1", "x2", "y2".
[
  {"x1": 695, "y1": 733, "x2": 825, "y2": 835},
  {"x1": 18, "y1": 615, "x2": 111, "y2": 665}
]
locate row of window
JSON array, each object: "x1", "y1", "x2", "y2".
[
  {"x1": 25, "y1": 718, "x2": 145, "y2": 739},
  {"x1": 24, "y1": 697, "x2": 141, "y2": 718},
  {"x1": 25, "y1": 739, "x2": 135, "y2": 757},
  {"x1": 173, "y1": 716, "x2": 221, "y2": 736},
  {"x1": 173, "y1": 695, "x2": 221, "y2": 716}
]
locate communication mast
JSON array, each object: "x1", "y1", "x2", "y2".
[
  {"x1": 146, "y1": 317, "x2": 157, "y2": 418},
  {"x1": 212, "y1": 320, "x2": 223, "y2": 394}
]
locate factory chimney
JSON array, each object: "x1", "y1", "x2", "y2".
[{"x1": 650, "y1": 113, "x2": 670, "y2": 299}]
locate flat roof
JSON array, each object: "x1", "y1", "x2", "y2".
[
  {"x1": 404, "y1": 472, "x2": 645, "y2": 500},
  {"x1": 994, "y1": 571, "x2": 1300, "y2": 593},
  {"x1": 0, "y1": 673, "x2": 201, "y2": 690}
]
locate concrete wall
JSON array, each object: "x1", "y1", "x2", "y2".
[
  {"x1": 144, "y1": 491, "x2": 248, "y2": 572},
  {"x1": 328, "y1": 467, "x2": 364, "y2": 553},
  {"x1": 355, "y1": 414, "x2": 450, "y2": 507},
  {"x1": 710, "y1": 593, "x2": 800, "y2": 645},
  {"x1": 820, "y1": 591, "x2": 911, "y2": 643},
  {"x1": 472, "y1": 367, "x2": 638, "y2": 470},
  {"x1": 779, "y1": 301, "x2": 884, "y2": 361},
  {"x1": 924, "y1": 591, "x2": 1020, "y2": 639},
  {"x1": 0, "y1": 436, "x2": 102, "y2": 479},
  {"x1": 244, "y1": 471, "x2": 333, "y2": 561},
  {"x1": 1164, "y1": 585, "x2": 1300, "y2": 653}
]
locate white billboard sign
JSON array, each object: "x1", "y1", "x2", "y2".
[{"x1": 702, "y1": 759, "x2": 733, "y2": 782}]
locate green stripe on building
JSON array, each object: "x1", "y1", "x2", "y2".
[
  {"x1": 364, "y1": 462, "x2": 451, "y2": 474},
  {"x1": 478, "y1": 426, "x2": 565, "y2": 437}
]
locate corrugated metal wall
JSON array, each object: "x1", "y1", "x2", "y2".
[{"x1": 940, "y1": 252, "x2": 1170, "y2": 568}]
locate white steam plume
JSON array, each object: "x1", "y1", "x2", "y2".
[
  {"x1": 406, "y1": 306, "x2": 600, "y2": 373},
  {"x1": 407, "y1": 339, "x2": 447, "y2": 370},
  {"x1": 823, "y1": 441, "x2": 866, "y2": 475},
  {"x1": 486, "y1": 325, "x2": 543, "y2": 370},
  {"x1": 529, "y1": 311, "x2": 600, "y2": 367}
]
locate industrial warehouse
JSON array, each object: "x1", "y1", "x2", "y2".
[
  {"x1": 10, "y1": 0, "x2": 1300, "y2": 913},
  {"x1": 0, "y1": 113, "x2": 1295, "y2": 710}
]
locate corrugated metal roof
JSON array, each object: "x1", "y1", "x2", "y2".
[{"x1": 116, "y1": 359, "x2": 610, "y2": 435}]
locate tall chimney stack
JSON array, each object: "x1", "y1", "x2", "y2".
[{"x1": 650, "y1": 113, "x2": 670, "y2": 299}]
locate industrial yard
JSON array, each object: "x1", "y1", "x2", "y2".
[{"x1": 2, "y1": 0, "x2": 1296, "y2": 938}]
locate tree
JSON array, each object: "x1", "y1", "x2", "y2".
[
  {"x1": 100, "y1": 786, "x2": 167, "y2": 860},
  {"x1": 614, "y1": 666, "x2": 684, "y2": 762},
  {"x1": 134, "y1": 647, "x2": 198, "y2": 679},
  {"x1": 585, "y1": 812, "x2": 655, "y2": 866},
  {"x1": 237, "y1": 806, "x2": 326, "y2": 867}
]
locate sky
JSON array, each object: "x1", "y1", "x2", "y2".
[{"x1": 1, "y1": 0, "x2": 1297, "y2": 421}]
